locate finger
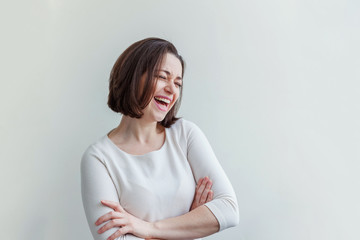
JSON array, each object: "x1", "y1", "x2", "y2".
[
  {"x1": 97, "y1": 218, "x2": 127, "y2": 234},
  {"x1": 195, "y1": 177, "x2": 208, "y2": 202},
  {"x1": 196, "y1": 177, "x2": 204, "y2": 190},
  {"x1": 200, "y1": 179, "x2": 212, "y2": 203},
  {"x1": 200, "y1": 180, "x2": 212, "y2": 203},
  {"x1": 206, "y1": 190, "x2": 214, "y2": 202},
  {"x1": 101, "y1": 200, "x2": 124, "y2": 212},
  {"x1": 107, "y1": 228, "x2": 123, "y2": 240},
  {"x1": 107, "y1": 226, "x2": 131, "y2": 240},
  {"x1": 95, "y1": 211, "x2": 122, "y2": 226}
]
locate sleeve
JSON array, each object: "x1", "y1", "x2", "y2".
[
  {"x1": 185, "y1": 122, "x2": 239, "y2": 231},
  {"x1": 81, "y1": 146, "x2": 144, "y2": 240}
]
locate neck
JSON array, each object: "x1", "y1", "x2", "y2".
[{"x1": 111, "y1": 116, "x2": 163, "y2": 144}]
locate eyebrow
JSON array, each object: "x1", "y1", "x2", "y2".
[{"x1": 157, "y1": 69, "x2": 182, "y2": 80}]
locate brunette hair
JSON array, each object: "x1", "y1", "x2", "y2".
[{"x1": 107, "y1": 37, "x2": 185, "y2": 128}]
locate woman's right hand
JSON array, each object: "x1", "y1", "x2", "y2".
[
  {"x1": 190, "y1": 176, "x2": 213, "y2": 211},
  {"x1": 96, "y1": 200, "x2": 158, "y2": 240}
]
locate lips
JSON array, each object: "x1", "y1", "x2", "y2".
[{"x1": 153, "y1": 95, "x2": 172, "y2": 111}]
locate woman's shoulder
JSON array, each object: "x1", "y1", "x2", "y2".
[
  {"x1": 170, "y1": 118, "x2": 195, "y2": 131},
  {"x1": 168, "y1": 118, "x2": 203, "y2": 139},
  {"x1": 81, "y1": 135, "x2": 111, "y2": 164}
]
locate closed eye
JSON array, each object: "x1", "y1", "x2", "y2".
[{"x1": 155, "y1": 75, "x2": 167, "y2": 80}]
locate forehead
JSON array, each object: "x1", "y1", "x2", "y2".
[{"x1": 158, "y1": 53, "x2": 182, "y2": 77}]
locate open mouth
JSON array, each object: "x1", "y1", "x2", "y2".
[{"x1": 154, "y1": 96, "x2": 171, "y2": 108}]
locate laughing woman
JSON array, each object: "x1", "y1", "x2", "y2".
[{"x1": 81, "y1": 38, "x2": 239, "y2": 240}]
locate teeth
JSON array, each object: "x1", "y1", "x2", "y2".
[{"x1": 154, "y1": 97, "x2": 171, "y2": 104}]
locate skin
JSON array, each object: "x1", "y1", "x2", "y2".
[
  {"x1": 99, "y1": 53, "x2": 220, "y2": 240},
  {"x1": 190, "y1": 176, "x2": 213, "y2": 211}
]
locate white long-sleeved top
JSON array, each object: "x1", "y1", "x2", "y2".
[{"x1": 81, "y1": 118, "x2": 239, "y2": 240}]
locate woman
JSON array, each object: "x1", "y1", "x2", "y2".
[{"x1": 81, "y1": 38, "x2": 239, "y2": 240}]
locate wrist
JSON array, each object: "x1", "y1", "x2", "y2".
[{"x1": 148, "y1": 221, "x2": 160, "y2": 239}]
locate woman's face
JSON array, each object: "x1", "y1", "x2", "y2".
[{"x1": 142, "y1": 53, "x2": 183, "y2": 123}]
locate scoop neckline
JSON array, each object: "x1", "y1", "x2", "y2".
[{"x1": 105, "y1": 127, "x2": 168, "y2": 157}]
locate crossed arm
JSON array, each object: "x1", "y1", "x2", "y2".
[{"x1": 96, "y1": 177, "x2": 217, "y2": 240}]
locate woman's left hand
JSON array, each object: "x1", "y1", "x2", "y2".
[
  {"x1": 190, "y1": 176, "x2": 213, "y2": 210},
  {"x1": 96, "y1": 200, "x2": 153, "y2": 240}
]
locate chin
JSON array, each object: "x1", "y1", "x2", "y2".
[{"x1": 154, "y1": 114, "x2": 167, "y2": 123}]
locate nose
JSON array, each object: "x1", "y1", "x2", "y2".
[{"x1": 164, "y1": 81, "x2": 176, "y2": 94}]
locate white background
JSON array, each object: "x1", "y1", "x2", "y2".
[{"x1": 1, "y1": 0, "x2": 359, "y2": 239}]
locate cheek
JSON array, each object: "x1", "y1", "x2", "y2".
[
  {"x1": 172, "y1": 91, "x2": 179, "y2": 102},
  {"x1": 176, "y1": 88, "x2": 181, "y2": 99}
]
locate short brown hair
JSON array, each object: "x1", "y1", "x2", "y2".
[{"x1": 107, "y1": 37, "x2": 185, "y2": 128}]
